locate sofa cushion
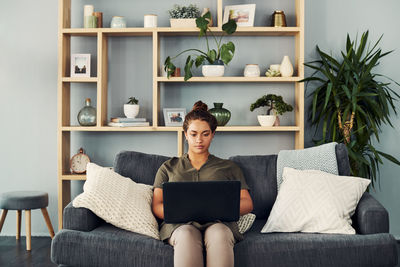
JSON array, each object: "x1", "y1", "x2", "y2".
[
  {"x1": 261, "y1": 168, "x2": 370, "y2": 234},
  {"x1": 235, "y1": 220, "x2": 398, "y2": 267}
]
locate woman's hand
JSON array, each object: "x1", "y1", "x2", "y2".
[
  {"x1": 152, "y1": 188, "x2": 164, "y2": 219},
  {"x1": 239, "y1": 189, "x2": 253, "y2": 216}
]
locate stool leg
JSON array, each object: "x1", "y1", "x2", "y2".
[
  {"x1": 41, "y1": 208, "x2": 55, "y2": 238},
  {"x1": 16, "y1": 210, "x2": 21, "y2": 239},
  {"x1": 25, "y1": 210, "x2": 31, "y2": 251},
  {"x1": 0, "y1": 209, "x2": 8, "y2": 232}
]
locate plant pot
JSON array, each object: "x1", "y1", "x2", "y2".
[
  {"x1": 208, "y1": 103, "x2": 231, "y2": 126},
  {"x1": 124, "y1": 104, "x2": 139, "y2": 118},
  {"x1": 202, "y1": 60, "x2": 225, "y2": 77},
  {"x1": 170, "y1": 18, "x2": 197, "y2": 28},
  {"x1": 257, "y1": 115, "x2": 276, "y2": 127}
]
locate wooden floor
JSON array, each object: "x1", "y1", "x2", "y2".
[{"x1": 0, "y1": 236, "x2": 399, "y2": 267}]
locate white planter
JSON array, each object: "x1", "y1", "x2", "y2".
[
  {"x1": 257, "y1": 115, "x2": 276, "y2": 126},
  {"x1": 202, "y1": 64, "x2": 225, "y2": 77},
  {"x1": 244, "y1": 64, "x2": 260, "y2": 77},
  {"x1": 280, "y1": 55, "x2": 294, "y2": 77},
  {"x1": 170, "y1": 18, "x2": 197, "y2": 28},
  {"x1": 124, "y1": 104, "x2": 139, "y2": 118}
]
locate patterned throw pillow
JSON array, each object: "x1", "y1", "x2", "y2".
[
  {"x1": 238, "y1": 213, "x2": 256, "y2": 234},
  {"x1": 261, "y1": 167, "x2": 370, "y2": 234},
  {"x1": 73, "y1": 163, "x2": 160, "y2": 240}
]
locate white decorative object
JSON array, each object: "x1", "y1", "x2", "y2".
[
  {"x1": 202, "y1": 64, "x2": 225, "y2": 77},
  {"x1": 170, "y1": 18, "x2": 197, "y2": 28},
  {"x1": 257, "y1": 115, "x2": 276, "y2": 126},
  {"x1": 83, "y1": 5, "x2": 94, "y2": 17},
  {"x1": 73, "y1": 163, "x2": 160, "y2": 240},
  {"x1": 144, "y1": 14, "x2": 157, "y2": 28},
  {"x1": 111, "y1": 16, "x2": 127, "y2": 28},
  {"x1": 237, "y1": 213, "x2": 256, "y2": 234},
  {"x1": 261, "y1": 167, "x2": 370, "y2": 235},
  {"x1": 124, "y1": 104, "x2": 139, "y2": 118},
  {"x1": 244, "y1": 64, "x2": 260, "y2": 77},
  {"x1": 270, "y1": 64, "x2": 280, "y2": 71},
  {"x1": 280, "y1": 55, "x2": 294, "y2": 77},
  {"x1": 71, "y1": 54, "x2": 91, "y2": 78}
]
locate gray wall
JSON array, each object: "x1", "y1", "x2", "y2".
[{"x1": 0, "y1": 0, "x2": 399, "y2": 238}]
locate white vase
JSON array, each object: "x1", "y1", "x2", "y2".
[
  {"x1": 280, "y1": 56, "x2": 294, "y2": 77},
  {"x1": 124, "y1": 104, "x2": 139, "y2": 118},
  {"x1": 257, "y1": 115, "x2": 276, "y2": 126},
  {"x1": 202, "y1": 64, "x2": 225, "y2": 77}
]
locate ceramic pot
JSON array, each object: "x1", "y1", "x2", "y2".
[
  {"x1": 257, "y1": 115, "x2": 276, "y2": 127},
  {"x1": 170, "y1": 18, "x2": 197, "y2": 28},
  {"x1": 78, "y1": 98, "x2": 96, "y2": 126},
  {"x1": 111, "y1": 16, "x2": 127, "y2": 28},
  {"x1": 244, "y1": 64, "x2": 260, "y2": 77},
  {"x1": 209, "y1": 103, "x2": 231, "y2": 126},
  {"x1": 280, "y1": 56, "x2": 294, "y2": 77},
  {"x1": 202, "y1": 60, "x2": 225, "y2": 77},
  {"x1": 124, "y1": 104, "x2": 139, "y2": 118}
]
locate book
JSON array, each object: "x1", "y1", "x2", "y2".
[
  {"x1": 108, "y1": 122, "x2": 150, "y2": 127},
  {"x1": 110, "y1": 117, "x2": 147, "y2": 123}
]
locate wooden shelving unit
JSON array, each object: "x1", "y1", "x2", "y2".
[{"x1": 57, "y1": 0, "x2": 304, "y2": 228}]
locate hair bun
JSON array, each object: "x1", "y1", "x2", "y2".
[{"x1": 192, "y1": 101, "x2": 208, "y2": 112}]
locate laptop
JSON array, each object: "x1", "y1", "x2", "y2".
[{"x1": 163, "y1": 180, "x2": 241, "y2": 224}]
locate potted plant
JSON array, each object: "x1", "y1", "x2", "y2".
[
  {"x1": 164, "y1": 11, "x2": 237, "y2": 81},
  {"x1": 301, "y1": 31, "x2": 400, "y2": 187},
  {"x1": 124, "y1": 97, "x2": 139, "y2": 118},
  {"x1": 168, "y1": 4, "x2": 200, "y2": 28},
  {"x1": 250, "y1": 94, "x2": 293, "y2": 126}
]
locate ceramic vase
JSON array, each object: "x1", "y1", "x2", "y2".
[
  {"x1": 280, "y1": 56, "x2": 294, "y2": 77},
  {"x1": 244, "y1": 64, "x2": 260, "y2": 77},
  {"x1": 78, "y1": 98, "x2": 96, "y2": 126},
  {"x1": 111, "y1": 16, "x2": 127, "y2": 28},
  {"x1": 124, "y1": 104, "x2": 139, "y2": 118},
  {"x1": 209, "y1": 103, "x2": 231, "y2": 126}
]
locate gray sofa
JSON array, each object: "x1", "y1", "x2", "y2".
[{"x1": 51, "y1": 144, "x2": 398, "y2": 267}]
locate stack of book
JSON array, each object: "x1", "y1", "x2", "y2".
[{"x1": 108, "y1": 117, "x2": 150, "y2": 127}]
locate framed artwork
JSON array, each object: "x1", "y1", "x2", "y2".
[
  {"x1": 223, "y1": 4, "x2": 256, "y2": 27},
  {"x1": 71, "y1": 54, "x2": 91, "y2": 77},
  {"x1": 163, "y1": 108, "x2": 186, "y2": 126}
]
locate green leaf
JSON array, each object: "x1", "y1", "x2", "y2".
[
  {"x1": 183, "y1": 56, "x2": 194, "y2": 81},
  {"x1": 377, "y1": 150, "x2": 400, "y2": 165},
  {"x1": 207, "y1": 49, "x2": 217, "y2": 63},
  {"x1": 220, "y1": 42, "x2": 235, "y2": 64},
  {"x1": 323, "y1": 83, "x2": 333, "y2": 110},
  {"x1": 196, "y1": 15, "x2": 209, "y2": 37},
  {"x1": 222, "y1": 19, "x2": 237, "y2": 35},
  {"x1": 164, "y1": 56, "x2": 176, "y2": 78},
  {"x1": 195, "y1": 55, "x2": 205, "y2": 67}
]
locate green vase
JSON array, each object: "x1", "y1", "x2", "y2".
[{"x1": 209, "y1": 103, "x2": 231, "y2": 126}]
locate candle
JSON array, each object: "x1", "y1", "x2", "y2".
[{"x1": 84, "y1": 5, "x2": 94, "y2": 17}]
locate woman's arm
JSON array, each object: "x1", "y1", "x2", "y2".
[
  {"x1": 152, "y1": 188, "x2": 164, "y2": 219},
  {"x1": 239, "y1": 189, "x2": 253, "y2": 216}
]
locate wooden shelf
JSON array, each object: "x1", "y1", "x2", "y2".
[
  {"x1": 62, "y1": 77, "x2": 98, "y2": 83},
  {"x1": 61, "y1": 174, "x2": 86, "y2": 180},
  {"x1": 157, "y1": 76, "x2": 301, "y2": 83},
  {"x1": 61, "y1": 126, "x2": 300, "y2": 132}
]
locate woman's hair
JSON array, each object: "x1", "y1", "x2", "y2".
[{"x1": 183, "y1": 101, "x2": 218, "y2": 133}]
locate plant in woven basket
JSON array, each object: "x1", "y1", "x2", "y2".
[{"x1": 301, "y1": 31, "x2": 400, "y2": 187}]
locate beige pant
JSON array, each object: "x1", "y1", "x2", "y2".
[{"x1": 168, "y1": 223, "x2": 235, "y2": 267}]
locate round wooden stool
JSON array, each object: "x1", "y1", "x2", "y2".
[{"x1": 0, "y1": 191, "x2": 55, "y2": 251}]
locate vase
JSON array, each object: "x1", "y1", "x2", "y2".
[
  {"x1": 124, "y1": 104, "x2": 140, "y2": 118},
  {"x1": 77, "y1": 98, "x2": 96, "y2": 126},
  {"x1": 209, "y1": 103, "x2": 231, "y2": 126},
  {"x1": 257, "y1": 115, "x2": 276, "y2": 127},
  {"x1": 111, "y1": 16, "x2": 127, "y2": 28},
  {"x1": 280, "y1": 55, "x2": 294, "y2": 77},
  {"x1": 202, "y1": 60, "x2": 225, "y2": 77},
  {"x1": 244, "y1": 64, "x2": 260, "y2": 77}
]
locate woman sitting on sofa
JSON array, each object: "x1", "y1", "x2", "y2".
[{"x1": 152, "y1": 101, "x2": 254, "y2": 267}]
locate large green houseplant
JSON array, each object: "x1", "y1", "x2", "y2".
[{"x1": 302, "y1": 31, "x2": 400, "y2": 187}]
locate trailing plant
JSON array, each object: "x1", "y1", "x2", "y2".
[
  {"x1": 301, "y1": 30, "x2": 400, "y2": 187},
  {"x1": 168, "y1": 4, "x2": 200, "y2": 19},
  {"x1": 127, "y1": 97, "x2": 139, "y2": 105},
  {"x1": 250, "y1": 94, "x2": 293, "y2": 115},
  {"x1": 164, "y1": 11, "x2": 237, "y2": 81}
]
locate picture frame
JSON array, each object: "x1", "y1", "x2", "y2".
[
  {"x1": 71, "y1": 53, "x2": 91, "y2": 77},
  {"x1": 163, "y1": 108, "x2": 186, "y2": 126},
  {"x1": 223, "y1": 4, "x2": 256, "y2": 27}
]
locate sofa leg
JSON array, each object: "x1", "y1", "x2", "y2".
[
  {"x1": 41, "y1": 208, "x2": 55, "y2": 238},
  {"x1": 0, "y1": 209, "x2": 8, "y2": 232},
  {"x1": 17, "y1": 210, "x2": 21, "y2": 240},
  {"x1": 25, "y1": 210, "x2": 31, "y2": 251}
]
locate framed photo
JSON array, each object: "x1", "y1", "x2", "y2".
[
  {"x1": 163, "y1": 108, "x2": 186, "y2": 126},
  {"x1": 223, "y1": 4, "x2": 256, "y2": 27},
  {"x1": 71, "y1": 54, "x2": 91, "y2": 77}
]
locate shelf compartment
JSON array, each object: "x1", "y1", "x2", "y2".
[
  {"x1": 157, "y1": 27, "x2": 301, "y2": 36},
  {"x1": 216, "y1": 126, "x2": 300, "y2": 132},
  {"x1": 157, "y1": 76, "x2": 302, "y2": 83},
  {"x1": 62, "y1": 77, "x2": 98, "y2": 83},
  {"x1": 102, "y1": 28, "x2": 153, "y2": 36}
]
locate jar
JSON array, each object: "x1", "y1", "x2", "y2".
[
  {"x1": 244, "y1": 64, "x2": 260, "y2": 77},
  {"x1": 77, "y1": 98, "x2": 96, "y2": 126},
  {"x1": 144, "y1": 14, "x2": 157, "y2": 28},
  {"x1": 111, "y1": 16, "x2": 127, "y2": 28}
]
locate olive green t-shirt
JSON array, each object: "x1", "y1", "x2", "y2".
[{"x1": 153, "y1": 153, "x2": 249, "y2": 242}]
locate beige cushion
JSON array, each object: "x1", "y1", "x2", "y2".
[
  {"x1": 238, "y1": 213, "x2": 256, "y2": 234},
  {"x1": 261, "y1": 167, "x2": 370, "y2": 234},
  {"x1": 73, "y1": 163, "x2": 160, "y2": 240}
]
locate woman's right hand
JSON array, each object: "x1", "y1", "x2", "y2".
[{"x1": 152, "y1": 188, "x2": 164, "y2": 219}]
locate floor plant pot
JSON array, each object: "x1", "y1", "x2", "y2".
[
  {"x1": 257, "y1": 115, "x2": 276, "y2": 126},
  {"x1": 202, "y1": 60, "x2": 225, "y2": 77},
  {"x1": 124, "y1": 104, "x2": 139, "y2": 118},
  {"x1": 170, "y1": 18, "x2": 197, "y2": 28}
]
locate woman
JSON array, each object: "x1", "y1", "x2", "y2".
[{"x1": 152, "y1": 101, "x2": 253, "y2": 267}]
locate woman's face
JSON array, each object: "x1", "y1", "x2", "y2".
[{"x1": 185, "y1": 119, "x2": 214, "y2": 155}]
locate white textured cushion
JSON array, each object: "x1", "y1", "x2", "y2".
[
  {"x1": 238, "y1": 213, "x2": 256, "y2": 234},
  {"x1": 73, "y1": 163, "x2": 160, "y2": 239},
  {"x1": 261, "y1": 167, "x2": 370, "y2": 234}
]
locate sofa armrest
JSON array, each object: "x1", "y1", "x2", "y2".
[
  {"x1": 63, "y1": 202, "x2": 102, "y2": 231},
  {"x1": 352, "y1": 192, "x2": 389, "y2": 234}
]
